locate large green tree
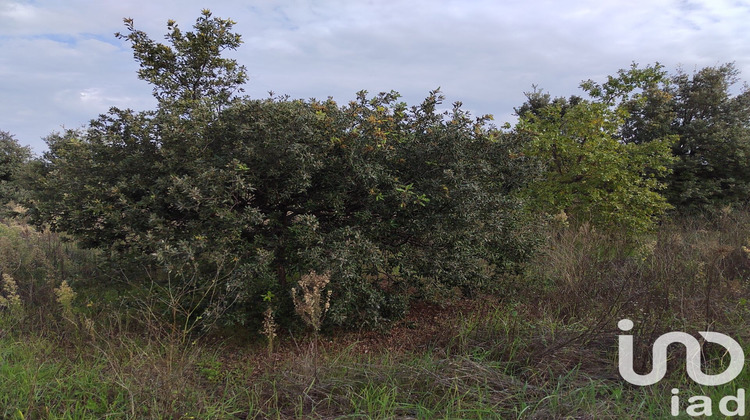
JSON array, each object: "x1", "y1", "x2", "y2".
[
  {"x1": 516, "y1": 64, "x2": 676, "y2": 234},
  {"x1": 28, "y1": 12, "x2": 536, "y2": 329},
  {"x1": 604, "y1": 63, "x2": 750, "y2": 210},
  {"x1": 636, "y1": 64, "x2": 750, "y2": 209}
]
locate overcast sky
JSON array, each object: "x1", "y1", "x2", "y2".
[{"x1": 2, "y1": 0, "x2": 749, "y2": 153}]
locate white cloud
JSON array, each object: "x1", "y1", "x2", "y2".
[
  {"x1": 1, "y1": 0, "x2": 749, "y2": 152},
  {"x1": 0, "y1": 1, "x2": 36, "y2": 21}
]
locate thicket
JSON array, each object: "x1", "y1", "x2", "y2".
[
  {"x1": 2, "y1": 11, "x2": 750, "y2": 333},
  {"x1": 21, "y1": 11, "x2": 538, "y2": 332},
  {"x1": 2, "y1": 191, "x2": 750, "y2": 418},
  {"x1": 2, "y1": 12, "x2": 750, "y2": 418}
]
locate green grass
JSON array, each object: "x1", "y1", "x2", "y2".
[
  {"x1": 4, "y1": 307, "x2": 736, "y2": 419},
  {"x1": 0, "y1": 336, "x2": 128, "y2": 419}
]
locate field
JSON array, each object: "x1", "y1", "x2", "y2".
[
  {"x1": 2, "y1": 209, "x2": 749, "y2": 419},
  {"x1": 2, "y1": 8, "x2": 749, "y2": 420}
]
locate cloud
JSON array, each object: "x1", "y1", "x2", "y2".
[
  {"x1": 0, "y1": 29, "x2": 152, "y2": 146},
  {"x1": 1, "y1": 0, "x2": 750, "y2": 152}
]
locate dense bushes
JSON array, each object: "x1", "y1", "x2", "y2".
[
  {"x1": 28, "y1": 90, "x2": 538, "y2": 329},
  {"x1": 23, "y1": 12, "x2": 539, "y2": 330},
  {"x1": 6, "y1": 12, "x2": 750, "y2": 333}
]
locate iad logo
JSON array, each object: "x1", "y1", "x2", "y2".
[
  {"x1": 617, "y1": 319, "x2": 746, "y2": 417},
  {"x1": 617, "y1": 319, "x2": 744, "y2": 386}
]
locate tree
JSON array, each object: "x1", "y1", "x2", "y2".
[
  {"x1": 28, "y1": 13, "x2": 538, "y2": 329},
  {"x1": 516, "y1": 64, "x2": 676, "y2": 234},
  {"x1": 603, "y1": 63, "x2": 750, "y2": 210},
  {"x1": 31, "y1": 10, "x2": 248, "y2": 250},
  {"x1": 31, "y1": 93, "x2": 538, "y2": 329},
  {"x1": 116, "y1": 9, "x2": 246, "y2": 112},
  {"x1": 28, "y1": 11, "x2": 251, "y2": 332},
  {"x1": 0, "y1": 131, "x2": 32, "y2": 217},
  {"x1": 666, "y1": 64, "x2": 750, "y2": 209}
]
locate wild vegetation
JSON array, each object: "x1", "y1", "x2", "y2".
[{"x1": 2, "y1": 10, "x2": 750, "y2": 419}]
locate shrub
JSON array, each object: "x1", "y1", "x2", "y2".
[{"x1": 27, "y1": 13, "x2": 539, "y2": 330}]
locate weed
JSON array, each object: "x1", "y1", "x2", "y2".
[
  {"x1": 0, "y1": 273, "x2": 23, "y2": 319},
  {"x1": 291, "y1": 270, "x2": 332, "y2": 334},
  {"x1": 260, "y1": 291, "x2": 278, "y2": 356}
]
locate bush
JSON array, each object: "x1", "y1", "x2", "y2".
[
  {"x1": 0, "y1": 130, "x2": 32, "y2": 218},
  {"x1": 27, "y1": 13, "x2": 539, "y2": 330}
]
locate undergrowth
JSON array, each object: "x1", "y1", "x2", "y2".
[{"x1": 1, "y1": 208, "x2": 749, "y2": 418}]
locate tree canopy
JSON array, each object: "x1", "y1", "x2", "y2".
[
  {"x1": 27, "y1": 12, "x2": 537, "y2": 329},
  {"x1": 590, "y1": 62, "x2": 750, "y2": 210},
  {"x1": 515, "y1": 64, "x2": 676, "y2": 234},
  {"x1": 660, "y1": 64, "x2": 750, "y2": 209},
  {"x1": 116, "y1": 9, "x2": 247, "y2": 112}
]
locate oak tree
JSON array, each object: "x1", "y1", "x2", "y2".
[{"x1": 29, "y1": 12, "x2": 537, "y2": 329}]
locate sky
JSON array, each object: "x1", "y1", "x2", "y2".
[{"x1": 1, "y1": 0, "x2": 749, "y2": 153}]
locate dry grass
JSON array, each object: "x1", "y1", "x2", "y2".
[
  {"x1": 530, "y1": 211, "x2": 750, "y2": 336},
  {"x1": 2, "y1": 209, "x2": 750, "y2": 418}
]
